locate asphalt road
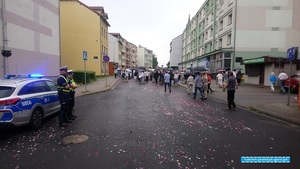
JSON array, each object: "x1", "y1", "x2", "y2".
[{"x1": 1, "y1": 79, "x2": 300, "y2": 169}]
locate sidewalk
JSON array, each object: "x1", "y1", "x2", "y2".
[
  {"x1": 74, "y1": 76, "x2": 300, "y2": 126},
  {"x1": 178, "y1": 81, "x2": 300, "y2": 126},
  {"x1": 75, "y1": 76, "x2": 120, "y2": 97}
]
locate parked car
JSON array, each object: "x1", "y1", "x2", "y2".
[
  {"x1": 0, "y1": 75, "x2": 60, "y2": 129},
  {"x1": 284, "y1": 74, "x2": 300, "y2": 93}
]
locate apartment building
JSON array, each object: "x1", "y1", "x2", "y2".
[
  {"x1": 109, "y1": 33, "x2": 137, "y2": 69},
  {"x1": 0, "y1": 0, "x2": 60, "y2": 77},
  {"x1": 137, "y1": 45, "x2": 154, "y2": 68},
  {"x1": 181, "y1": 0, "x2": 300, "y2": 85},
  {"x1": 170, "y1": 34, "x2": 183, "y2": 70},
  {"x1": 60, "y1": 0, "x2": 111, "y2": 76},
  {"x1": 89, "y1": 6, "x2": 110, "y2": 75}
]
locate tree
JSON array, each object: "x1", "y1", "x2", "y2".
[
  {"x1": 166, "y1": 61, "x2": 170, "y2": 68},
  {"x1": 152, "y1": 55, "x2": 158, "y2": 68}
]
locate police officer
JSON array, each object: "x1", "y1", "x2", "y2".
[
  {"x1": 67, "y1": 70, "x2": 78, "y2": 120},
  {"x1": 57, "y1": 66, "x2": 72, "y2": 127}
]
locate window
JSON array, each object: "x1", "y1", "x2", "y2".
[
  {"x1": 227, "y1": 34, "x2": 232, "y2": 45},
  {"x1": 205, "y1": 31, "x2": 208, "y2": 39},
  {"x1": 33, "y1": 81, "x2": 48, "y2": 93},
  {"x1": 211, "y1": 13, "x2": 214, "y2": 21},
  {"x1": 45, "y1": 81, "x2": 57, "y2": 91},
  {"x1": 228, "y1": 14, "x2": 232, "y2": 25},
  {"x1": 220, "y1": 1, "x2": 224, "y2": 12},
  {"x1": 0, "y1": 87, "x2": 15, "y2": 98},
  {"x1": 219, "y1": 20, "x2": 223, "y2": 30},
  {"x1": 219, "y1": 38, "x2": 222, "y2": 48},
  {"x1": 210, "y1": 28, "x2": 213, "y2": 37}
]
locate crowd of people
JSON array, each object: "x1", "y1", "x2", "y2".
[{"x1": 113, "y1": 67, "x2": 239, "y2": 110}]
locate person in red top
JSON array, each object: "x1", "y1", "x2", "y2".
[{"x1": 207, "y1": 73, "x2": 214, "y2": 93}]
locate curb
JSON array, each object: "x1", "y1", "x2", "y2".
[
  {"x1": 75, "y1": 79, "x2": 121, "y2": 98},
  {"x1": 177, "y1": 83, "x2": 300, "y2": 127}
]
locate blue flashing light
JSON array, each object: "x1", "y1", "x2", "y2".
[
  {"x1": 29, "y1": 74, "x2": 44, "y2": 78},
  {"x1": 4, "y1": 74, "x2": 16, "y2": 79}
]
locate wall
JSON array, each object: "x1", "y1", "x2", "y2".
[
  {"x1": 0, "y1": 0, "x2": 60, "y2": 77},
  {"x1": 60, "y1": 1, "x2": 101, "y2": 75}
]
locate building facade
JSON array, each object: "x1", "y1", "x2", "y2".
[
  {"x1": 181, "y1": 0, "x2": 300, "y2": 85},
  {"x1": 89, "y1": 6, "x2": 110, "y2": 75},
  {"x1": 137, "y1": 45, "x2": 154, "y2": 68},
  {"x1": 60, "y1": 0, "x2": 105, "y2": 76},
  {"x1": 0, "y1": 0, "x2": 60, "y2": 77},
  {"x1": 109, "y1": 33, "x2": 137, "y2": 70},
  {"x1": 170, "y1": 34, "x2": 183, "y2": 69}
]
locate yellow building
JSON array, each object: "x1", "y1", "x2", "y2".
[
  {"x1": 89, "y1": 6, "x2": 110, "y2": 75},
  {"x1": 60, "y1": 0, "x2": 106, "y2": 76}
]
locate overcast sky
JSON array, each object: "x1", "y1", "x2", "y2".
[{"x1": 80, "y1": 0, "x2": 205, "y2": 67}]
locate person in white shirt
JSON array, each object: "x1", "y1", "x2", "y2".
[
  {"x1": 216, "y1": 73, "x2": 223, "y2": 87},
  {"x1": 278, "y1": 70, "x2": 288, "y2": 94},
  {"x1": 186, "y1": 74, "x2": 194, "y2": 94},
  {"x1": 173, "y1": 73, "x2": 179, "y2": 86}
]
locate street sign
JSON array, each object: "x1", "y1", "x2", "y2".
[
  {"x1": 83, "y1": 51, "x2": 88, "y2": 60},
  {"x1": 286, "y1": 47, "x2": 297, "y2": 61},
  {"x1": 103, "y1": 55, "x2": 110, "y2": 63}
]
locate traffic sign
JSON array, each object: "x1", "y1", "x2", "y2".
[
  {"x1": 83, "y1": 51, "x2": 88, "y2": 60},
  {"x1": 103, "y1": 55, "x2": 110, "y2": 63},
  {"x1": 286, "y1": 47, "x2": 297, "y2": 61}
]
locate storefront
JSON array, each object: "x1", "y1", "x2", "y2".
[{"x1": 242, "y1": 56, "x2": 300, "y2": 86}]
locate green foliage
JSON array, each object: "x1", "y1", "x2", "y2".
[
  {"x1": 152, "y1": 55, "x2": 158, "y2": 67},
  {"x1": 72, "y1": 70, "x2": 96, "y2": 84}
]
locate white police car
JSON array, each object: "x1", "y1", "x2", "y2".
[{"x1": 0, "y1": 74, "x2": 60, "y2": 129}]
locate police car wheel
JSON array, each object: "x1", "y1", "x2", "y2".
[{"x1": 29, "y1": 108, "x2": 43, "y2": 129}]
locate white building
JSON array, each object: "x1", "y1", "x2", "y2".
[
  {"x1": 0, "y1": 0, "x2": 60, "y2": 77},
  {"x1": 108, "y1": 33, "x2": 120, "y2": 64},
  {"x1": 170, "y1": 34, "x2": 183, "y2": 69},
  {"x1": 181, "y1": 0, "x2": 300, "y2": 85},
  {"x1": 137, "y1": 45, "x2": 153, "y2": 68}
]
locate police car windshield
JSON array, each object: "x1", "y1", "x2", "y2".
[{"x1": 0, "y1": 86, "x2": 15, "y2": 98}]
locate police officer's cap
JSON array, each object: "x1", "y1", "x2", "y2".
[
  {"x1": 59, "y1": 66, "x2": 68, "y2": 71},
  {"x1": 67, "y1": 70, "x2": 73, "y2": 74}
]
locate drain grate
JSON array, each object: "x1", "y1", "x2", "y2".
[{"x1": 62, "y1": 135, "x2": 89, "y2": 144}]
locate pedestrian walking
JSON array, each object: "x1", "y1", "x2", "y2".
[
  {"x1": 236, "y1": 70, "x2": 242, "y2": 85},
  {"x1": 207, "y1": 73, "x2": 214, "y2": 93},
  {"x1": 114, "y1": 69, "x2": 117, "y2": 79},
  {"x1": 269, "y1": 72, "x2": 277, "y2": 93},
  {"x1": 57, "y1": 66, "x2": 72, "y2": 127},
  {"x1": 202, "y1": 72, "x2": 208, "y2": 100},
  {"x1": 173, "y1": 73, "x2": 179, "y2": 86},
  {"x1": 278, "y1": 70, "x2": 288, "y2": 94},
  {"x1": 145, "y1": 70, "x2": 150, "y2": 82},
  {"x1": 154, "y1": 71, "x2": 159, "y2": 85},
  {"x1": 67, "y1": 70, "x2": 78, "y2": 120},
  {"x1": 125, "y1": 71, "x2": 129, "y2": 82},
  {"x1": 225, "y1": 72, "x2": 238, "y2": 110},
  {"x1": 193, "y1": 72, "x2": 205, "y2": 100},
  {"x1": 159, "y1": 71, "x2": 164, "y2": 85},
  {"x1": 164, "y1": 71, "x2": 171, "y2": 93},
  {"x1": 187, "y1": 74, "x2": 194, "y2": 94},
  {"x1": 169, "y1": 71, "x2": 174, "y2": 87},
  {"x1": 216, "y1": 72, "x2": 223, "y2": 87}
]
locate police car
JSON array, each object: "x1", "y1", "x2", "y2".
[{"x1": 0, "y1": 74, "x2": 60, "y2": 129}]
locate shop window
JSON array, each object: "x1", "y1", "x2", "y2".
[{"x1": 246, "y1": 64, "x2": 260, "y2": 77}]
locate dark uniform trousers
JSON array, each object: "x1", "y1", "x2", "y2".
[
  {"x1": 58, "y1": 91, "x2": 70, "y2": 125},
  {"x1": 68, "y1": 91, "x2": 75, "y2": 118},
  {"x1": 227, "y1": 90, "x2": 236, "y2": 109}
]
